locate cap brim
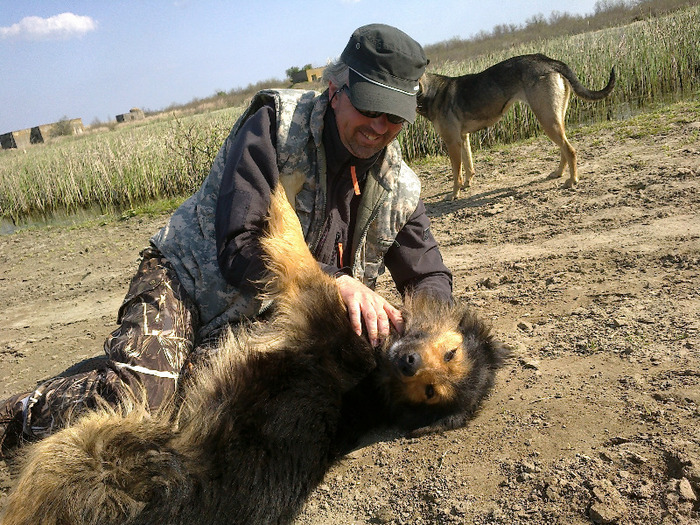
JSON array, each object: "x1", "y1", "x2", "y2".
[{"x1": 347, "y1": 69, "x2": 417, "y2": 124}]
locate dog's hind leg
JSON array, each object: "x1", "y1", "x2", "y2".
[
  {"x1": 445, "y1": 138, "x2": 465, "y2": 200},
  {"x1": 461, "y1": 133, "x2": 476, "y2": 190},
  {"x1": 530, "y1": 78, "x2": 578, "y2": 187}
]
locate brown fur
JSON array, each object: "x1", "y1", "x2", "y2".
[
  {"x1": 0, "y1": 188, "x2": 375, "y2": 525},
  {"x1": 1, "y1": 190, "x2": 510, "y2": 524},
  {"x1": 337, "y1": 293, "x2": 510, "y2": 445},
  {"x1": 379, "y1": 293, "x2": 510, "y2": 435},
  {"x1": 417, "y1": 54, "x2": 616, "y2": 199}
]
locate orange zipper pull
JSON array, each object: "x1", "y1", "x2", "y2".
[{"x1": 350, "y1": 165, "x2": 361, "y2": 196}]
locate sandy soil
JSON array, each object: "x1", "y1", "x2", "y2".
[{"x1": 1, "y1": 99, "x2": 699, "y2": 524}]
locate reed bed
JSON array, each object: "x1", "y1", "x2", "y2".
[
  {"x1": 0, "y1": 107, "x2": 241, "y2": 223},
  {"x1": 1, "y1": 6, "x2": 698, "y2": 223},
  {"x1": 400, "y1": 5, "x2": 700, "y2": 160}
]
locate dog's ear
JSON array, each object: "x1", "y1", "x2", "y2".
[
  {"x1": 416, "y1": 76, "x2": 426, "y2": 112},
  {"x1": 487, "y1": 339, "x2": 512, "y2": 369},
  {"x1": 457, "y1": 308, "x2": 511, "y2": 368},
  {"x1": 456, "y1": 307, "x2": 488, "y2": 340}
]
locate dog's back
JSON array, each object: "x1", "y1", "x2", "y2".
[{"x1": 419, "y1": 54, "x2": 615, "y2": 134}]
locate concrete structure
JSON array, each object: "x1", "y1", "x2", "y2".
[
  {"x1": 0, "y1": 118, "x2": 84, "y2": 149},
  {"x1": 0, "y1": 129, "x2": 31, "y2": 149},
  {"x1": 116, "y1": 107, "x2": 145, "y2": 123},
  {"x1": 291, "y1": 67, "x2": 325, "y2": 84}
]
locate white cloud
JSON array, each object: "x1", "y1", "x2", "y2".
[{"x1": 0, "y1": 12, "x2": 98, "y2": 41}]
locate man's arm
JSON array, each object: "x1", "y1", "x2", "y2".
[
  {"x1": 215, "y1": 105, "x2": 279, "y2": 291},
  {"x1": 384, "y1": 199, "x2": 453, "y2": 302},
  {"x1": 336, "y1": 199, "x2": 452, "y2": 346}
]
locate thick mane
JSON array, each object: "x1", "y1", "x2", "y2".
[{"x1": 0, "y1": 186, "x2": 375, "y2": 525}]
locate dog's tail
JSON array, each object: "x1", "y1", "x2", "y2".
[
  {"x1": 258, "y1": 185, "x2": 349, "y2": 326},
  {"x1": 259, "y1": 186, "x2": 322, "y2": 296},
  {"x1": 551, "y1": 58, "x2": 616, "y2": 101},
  {"x1": 0, "y1": 405, "x2": 189, "y2": 525}
]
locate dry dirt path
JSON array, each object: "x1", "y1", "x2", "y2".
[{"x1": 1, "y1": 99, "x2": 699, "y2": 524}]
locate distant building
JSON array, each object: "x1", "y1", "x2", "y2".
[
  {"x1": 291, "y1": 67, "x2": 325, "y2": 84},
  {"x1": 116, "y1": 107, "x2": 145, "y2": 123},
  {"x1": 0, "y1": 118, "x2": 83, "y2": 149},
  {"x1": 0, "y1": 129, "x2": 31, "y2": 149}
]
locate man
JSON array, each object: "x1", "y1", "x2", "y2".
[{"x1": 0, "y1": 24, "x2": 452, "y2": 455}]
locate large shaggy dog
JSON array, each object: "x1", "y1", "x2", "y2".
[
  {"x1": 417, "y1": 54, "x2": 616, "y2": 199},
  {"x1": 1, "y1": 188, "x2": 508, "y2": 525}
]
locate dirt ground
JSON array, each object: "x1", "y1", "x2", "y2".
[{"x1": 1, "y1": 98, "x2": 698, "y2": 524}]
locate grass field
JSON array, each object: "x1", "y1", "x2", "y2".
[{"x1": 1, "y1": 5, "x2": 698, "y2": 224}]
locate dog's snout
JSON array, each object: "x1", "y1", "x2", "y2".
[{"x1": 398, "y1": 352, "x2": 422, "y2": 377}]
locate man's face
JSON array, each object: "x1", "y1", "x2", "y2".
[{"x1": 330, "y1": 83, "x2": 404, "y2": 159}]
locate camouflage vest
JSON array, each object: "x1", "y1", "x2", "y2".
[{"x1": 151, "y1": 89, "x2": 421, "y2": 340}]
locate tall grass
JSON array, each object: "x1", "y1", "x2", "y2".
[
  {"x1": 0, "y1": 107, "x2": 241, "y2": 223},
  {"x1": 400, "y1": 5, "x2": 700, "y2": 160},
  {"x1": 1, "y1": 6, "x2": 698, "y2": 224}
]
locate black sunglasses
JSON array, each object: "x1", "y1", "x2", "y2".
[{"x1": 336, "y1": 85, "x2": 406, "y2": 125}]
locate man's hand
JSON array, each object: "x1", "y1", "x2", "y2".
[{"x1": 335, "y1": 275, "x2": 404, "y2": 346}]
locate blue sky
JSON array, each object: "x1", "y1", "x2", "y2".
[{"x1": 1, "y1": 0, "x2": 601, "y2": 133}]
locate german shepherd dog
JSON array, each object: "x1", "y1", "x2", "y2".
[
  {"x1": 0, "y1": 188, "x2": 508, "y2": 525},
  {"x1": 417, "y1": 53, "x2": 616, "y2": 199}
]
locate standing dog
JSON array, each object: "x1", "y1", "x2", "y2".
[
  {"x1": 0, "y1": 188, "x2": 509, "y2": 525},
  {"x1": 417, "y1": 53, "x2": 616, "y2": 199}
]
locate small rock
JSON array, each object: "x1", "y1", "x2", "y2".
[
  {"x1": 518, "y1": 321, "x2": 534, "y2": 332},
  {"x1": 678, "y1": 477, "x2": 697, "y2": 502},
  {"x1": 373, "y1": 505, "x2": 395, "y2": 523},
  {"x1": 519, "y1": 357, "x2": 540, "y2": 370},
  {"x1": 626, "y1": 451, "x2": 648, "y2": 464},
  {"x1": 600, "y1": 451, "x2": 614, "y2": 463},
  {"x1": 590, "y1": 480, "x2": 627, "y2": 524},
  {"x1": 517, "y1": 472, "x2": 534, "y2": 482},
  {"x1": 483, "y1": 204, "x2": 506, "y2": 216},
  {"x1": 607, "y1": 436, "x2": 631, "y2": 446},
  {"x1": 632, "y1": 478, "x2": 655, "y2": 499},
  {"x1": 521, "y1": 460, "x2": 538, "y2": 473},
  {"x1": 590, "y1": 503, "x2": 623, "y2": 524}
]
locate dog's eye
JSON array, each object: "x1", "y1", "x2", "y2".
[
  {"x1": 444, "y1": 349, "x2": 457, "y2": 362},
  {"x1": 425, "y1": 384, "x2": 435, "y2": 399}
]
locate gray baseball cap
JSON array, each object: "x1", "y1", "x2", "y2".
[{"x1": 340, "y1": 24, "x2": 428, "y2": 124}]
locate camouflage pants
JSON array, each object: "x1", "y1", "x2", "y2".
[{"x1": 0, "y1": 247, "x2": 199, "y2": 446}]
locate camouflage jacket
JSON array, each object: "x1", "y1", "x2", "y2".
[{"x1": 151, "y1": 89, "x2": 421, "y2": 340}]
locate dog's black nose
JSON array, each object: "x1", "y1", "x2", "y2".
[{"x1": 398, "y1": 352, "x2": 422, "y2": 377}]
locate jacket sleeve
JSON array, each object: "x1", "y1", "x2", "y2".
[
  {"x1": 383, "y1": 199, "x2": 453, "y2": 303},
  {"x1": 215, "y1": 104, "x2": 279, "y2": 290}
]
